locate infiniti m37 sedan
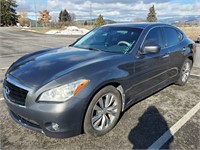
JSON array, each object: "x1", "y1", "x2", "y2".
[{"x1": 3, "y1": 23, "x2": 195, "y2": 138}]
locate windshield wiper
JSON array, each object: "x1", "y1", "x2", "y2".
[
  {"x1": 87, "y1": 47, "x2": 101, "y2": 51},
  {"x1": 73, "y1": 46, "x2": 102, "y2": 51},
  {"x1": 74, "y1": 46, "x2": 102, "y2": 51}
]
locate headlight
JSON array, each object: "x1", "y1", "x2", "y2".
[{"x1": 38, "y1": 79, "x2": 90, "y2": 102}]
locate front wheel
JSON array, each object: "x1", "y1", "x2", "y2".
[
  {"x1": 175, "y1": 58, "x2": 192, "y2": 86},
  {"x1": 83, "y1": 86, "x2": 122, "y2": 137}
]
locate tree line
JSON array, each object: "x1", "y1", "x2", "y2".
[{"x1": 0, "y1": 0, "x2": 158, "y2": 27}]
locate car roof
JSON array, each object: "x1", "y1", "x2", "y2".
[{"x1": 103, "y1": 22, "x2": 170, "y2": 29}]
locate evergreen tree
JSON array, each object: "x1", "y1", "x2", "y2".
[
  {"x1": 59, "y1": 10, "x2": 63, "y2": 22},
  {"x1": 59, "y1": 9, "x2": 71, "y2": 22},
  {"x1": 94, "y1": 14, "x2": 106, "y2": 27},
  {"x1": 62, "y1": 9, "x2": 71, "y2": 22},
  {"x1": 84, "y1": 21, "x2": 88, "y2": 25},
  {"x1": 0, "y1": 0, "x2": 18, "y2": 26},
  {"x1": 147, "y1": 5, "x2": 157, "y2": 22}
]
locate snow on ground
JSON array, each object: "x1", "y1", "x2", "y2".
[
  {"x1": 46, "y1": 30, "x2": 60, "y2": 34},
  {"x1": 46, "y1": 26, "x2": 89, "y2": 35}
]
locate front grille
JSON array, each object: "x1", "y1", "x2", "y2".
[{"x1": 5, "y1": 81, "x2": 28, "y2": 106}]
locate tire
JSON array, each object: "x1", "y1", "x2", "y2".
[
  {"x1": 175, "y1": 58, "x2": 192, "y2": 86},
  {"x1": 83, "y1": 85, "x2": 122, "y2": 137}
]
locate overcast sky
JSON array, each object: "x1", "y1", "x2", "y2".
[{"x1": 16, "y1": 0, "x2": 200, "y2": 21}]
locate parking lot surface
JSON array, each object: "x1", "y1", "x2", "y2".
[{"x1": 0, "y1": 27, "x2": 199, "y2": 150}]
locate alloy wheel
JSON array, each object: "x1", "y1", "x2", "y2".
[
  {"x1": 91, "y1": 93, "x2": 118, "y2": 131},
  {"x1": 181, "y1": 61, "x2": 191, "y2": 83}
]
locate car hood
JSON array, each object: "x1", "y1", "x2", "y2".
[{"x1": 7, "y1": 47, "x2": 116, "y2": 87}]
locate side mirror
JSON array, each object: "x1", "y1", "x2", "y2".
[{"x1": 143, "y1": 45, "x2": 161, "y2": 54}]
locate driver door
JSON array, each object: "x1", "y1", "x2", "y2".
[{"x1": 130, "y1": 27, "x2": 170, "y2": 99}]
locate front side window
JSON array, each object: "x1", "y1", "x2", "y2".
[
  {"x1": 143, "y1": 27, "x2": 164, "y2": 48},
  {"x1": 73, "y1": 26, "x2": 143, "y2": 54},
  {"x1": 163, "y1": 27, "x2": 180, "y2": 47}
]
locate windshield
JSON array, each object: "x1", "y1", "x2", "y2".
[{"x1": 73, "y1": 26, "x2": 143, "y2": 54}]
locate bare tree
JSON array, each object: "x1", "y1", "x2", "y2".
[
  {"x1": 70, "y1": 13, "x2": 76, "y2": 21},
  {"x1": 18, "y1": 10, "x2": 29, "y2": 26},
  {"x1": 38, "y1": 10, "x2": 51, "y2": 27}
]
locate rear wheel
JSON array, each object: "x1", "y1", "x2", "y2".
[
  {"x1": 83, "y1": 86, "x2": 122, "y2": 137},
  {"x1": 176, "y1": 58, "x2": 192, "y2": 86}
]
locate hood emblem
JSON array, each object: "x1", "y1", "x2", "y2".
[{"x1": 5, "y1": 86, "x2": 10, "y2": 95}]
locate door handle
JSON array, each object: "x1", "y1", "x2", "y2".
[{"x1": 162, "y1": 53, "x2": 169, "y2": 58}]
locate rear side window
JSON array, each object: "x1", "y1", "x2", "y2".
[
  {"x1": 163, "y1": 27, "x2": 180, "y2": 47},
  {"x1": 177, "y1": 30, "x2": 183, "y2": 41},
  {"x1": 143, "y1": 27, "x2": 164, "y2": 48}
]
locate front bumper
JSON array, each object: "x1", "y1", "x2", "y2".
[{"x1": 3, "y1": 79, "x2": 88, "y2": 138}]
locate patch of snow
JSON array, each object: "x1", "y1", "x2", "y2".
[
  {"x1": 46, "y1": 30, "x2": 60, "y2": 34},
  {"x1": 27, "y1": 30, "x2": 38, "y2": 33},
  {"x1": 22, "y1": 26, "x2": 29, "y2": 28},
  {"x1": 66, "y1": 26, "x2": 79, "y2": 31},
  {"x1": 46, "y1": 26, "x2": 89, "y2": 35}
]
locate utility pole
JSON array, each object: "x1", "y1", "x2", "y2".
[
  {"x1": 90, "y1": 2, "x2": 92, "y2": 25},
  {"x1": 34, "y1": 0, "x2": 37, "y2": 27}
]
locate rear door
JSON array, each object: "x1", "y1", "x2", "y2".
[
  {"x1": 129, "y1": 27, "x2": 170, "y2": 100},
  {"x1": 163, "y1": 27, "x2": 185, "y2": 76}
]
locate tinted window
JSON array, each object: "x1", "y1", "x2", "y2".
[
  {"x1": 177, "y1": 30, "x2": 183, "y2": 41},
  {"x1": 74, "y1": 27, "x2": 143, "y2": 54},
  {"x1": 164, "y1": 27, "x2": 180, "y2": 47},
  {"x1": 143, "y1": 27, "x2": 164, "y2": 48}
]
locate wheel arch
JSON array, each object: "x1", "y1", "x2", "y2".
[
  {"x1": 187, "y1": 55, "x2": 193, "y2": 64},
  {"x1": 81, "y1": 81, "x2": 126, "y2": 133},
  {"x1": 90, "y1": 82, "x2": 126, "y2": 112}
]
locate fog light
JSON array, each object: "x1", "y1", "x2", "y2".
[
  {"x1": 52, "y1": 123, "x2": 59, "y2": 131},
  {"x1": 46, "y1": 122, "x2": 60, "y2": 131}
]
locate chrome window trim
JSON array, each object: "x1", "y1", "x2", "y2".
[
  {"x1": 139, "y1": 25, "x2": 184, "y2": 52},
  {"x1": 162, "y1": 26, "x2": 184, "y2": 48},
  {"x1": 139, "y1": 26, "x2": 164, "y2": 51}
]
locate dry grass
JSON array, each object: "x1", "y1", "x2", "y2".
[
  {"x1": 179, "y1": 26, "x2": 200, "y2": 41},
  {"x1": 72, "y1": 22, "x2": 94, "y2": 30}
]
